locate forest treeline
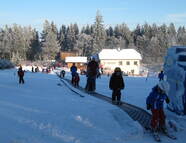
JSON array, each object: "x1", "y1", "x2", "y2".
[{"x1": 0, "y1": 12, "x2": 186, "y2": 64}]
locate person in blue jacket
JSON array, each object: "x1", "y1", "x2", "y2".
[
  {"x1": 70, "y1": 63, "x2": 77, "y2": 84},
  {"x1": 146, "y1": 81, "x2": 170, "y2": 133},
  {"x1": 158, "y1": 70, "x2": 164, "y2": 81}
]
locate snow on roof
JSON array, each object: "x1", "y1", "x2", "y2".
[
  {"x1": 98, "y1": 49, "x2": 142, "y2": 60},
  {"x1": 65, "y1": 56, "x2": 87, "y2": 63}
]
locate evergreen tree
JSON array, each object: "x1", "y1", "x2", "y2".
[
  {"x1": 58, "y1": 25, "x2": 67, "y2": 51},
  {"x1": 92, "y1": 10, "x2": 106, "y2": 54},
  {"x1": 167, "y1": 23, "x2": 177, "y2": 46},
  {"x1": 106, "y1": 26, "x2": 114, "y2": 37},
  {"x1": 76, "y1": 33, "x2": 93, "y2": 56},
  {"x1": 177, "y1": 26, "x2": 186, "y2": 45},
  {"x1": 41, "y1": 20, "x2": 60, "y2": 60},
  {"x1": 29, "y1": 30, "x2": 41, "y2": 61},
  {"x1": 66, "y1": 24, "x2": 76, "y2": 51}
]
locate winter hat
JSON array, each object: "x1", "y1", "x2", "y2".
[
  {"x1": 114, "y1": 67, "x2": 121, "y2": 72},
  {"x1": 158, "y1": 81, "x2": 170, "y2": 94}
]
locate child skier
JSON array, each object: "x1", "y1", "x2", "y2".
[
  {"x1": 74, "y1": 72, "x2": 80, "y2": 87},
  {"x1": 60, "y1": 70, "x2": 66, "y2": 78},
  {"x1": 109, "y1": 67, "x2": 125, "y2": 105},
  {"x1": 17, "y1": 66, "x2": 25, "y2": 84},
  {"x1": 72, "y1": 72, "x2": 80, "y2": 87},
  {"x1": 146, "y1": 81, "x2": 170, "y2": 135},
  {"x1": 70, "y1": 63, "x2": 77, "y2": 84},
  {"x1": 158, "y1": 70, "x2": 164, "y2": 81}
]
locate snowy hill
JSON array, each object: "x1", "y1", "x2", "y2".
[{"x1": 0, "y1": 69, "x2": 186, "y2": 143}]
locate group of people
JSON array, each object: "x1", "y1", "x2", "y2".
[
  {"x1": 69, "y1": 58, "x2": 125, "y2": 106},
  {"x1": 18, "y1": 59, "x2": 167, "y2": 136},
  {"x1": 32, "y1": 66, "x2": 39, "y2": 73},
  {"x1": 17, "y1": 62, "x2": 169, "y2": 137},
  {"x1": 69, "y1": 63, "x2": 170, "y2": 135}
]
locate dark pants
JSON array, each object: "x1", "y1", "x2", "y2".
[
  {"x1": 159, "y1": 78, "x2": 164, "y2": 81},
  {"x1": 60, "y1": 73, "x2": 65, "y2": 78},
  {"x1": 151, "y1": 109, "x2": 165, "y2": 130},
  {"x1": 71, "y1": 74, "x2": 75, "y2": 84},
  {"x1": 19, "y1": 76, "x2": 24, "y2": 84},
  {"x1": 86, "y1": 76, "x2": 96, "y2": 91},
  {"x1": 112, "y1": 90, "x2": 121, "y2": 101},
  {"x1": 74, "y1": 81, "x2": 79, "y2": 87}
]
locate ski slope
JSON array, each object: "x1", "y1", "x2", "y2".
[{"x1": 0, "y1": 69, "x2": 186, "y2": 143}]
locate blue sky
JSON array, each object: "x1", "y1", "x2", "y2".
[{"x1": 0, "y1": 0, "x2": 186, "y2": 30}]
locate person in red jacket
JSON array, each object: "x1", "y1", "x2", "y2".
[
  {"x1": 146, "y1": 81, "x2": 170, "y2": 134},
  {"x1": 17, "y1": 66, "x2": 25, "y2": 84}
]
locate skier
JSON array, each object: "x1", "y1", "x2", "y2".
[
  {"x1": 109, "y1": 67, "x2": 125, "y2": 105},
  {"x1": 32, "y1": 66, "x2": 34, "y2": 72},
  {"x1": 60, "y1": 70, "x2": 66, "y2": 78},
  {"x1": 158, "y1": 70, "x2": 164, "y2": 81},
  {"x1": 85, "y1": 57, "x2": 99, "y2": 92},
  {"x1": 97, "y1": 70, "x2": 101, "y2": 79},
  {"x1": 17, "y1": 66, "x2": 25, "y2": 84},
  {"x1": 146, "y1": 81, "x2": 170, "y2": 135},
  {"x1": 72, "y1": 72, "x2": 80, "y2": 87},
  {"x1": 70, "y1": 63, "x2": 77, "y2": 84},
  {"x1": 35, "y1": 67, "x2": 39, "y2": 72}
]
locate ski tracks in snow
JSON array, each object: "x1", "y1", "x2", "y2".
[
  {"x1": 19, "y1": 118, "x2": 81, "y2": 143},
  {"x1": 0, "y1": 107, "x2": 81, "y2": 143},
  {"x1": 0, "y1": 100, "x2": 47, "y2": 114}
]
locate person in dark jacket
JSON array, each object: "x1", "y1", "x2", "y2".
[
  {"x1": 17, "y1": 66, "x2": 25, "y2": 84},
  {"x1": 60, "y1": 70, "x2": 66, "y2": 78},
  {"x1": 85, "y1": 58, "x2": 99, "y2": 92},
  {"x1": 158, "y1": 70, "x2": 164, "y2": 81},
  {"x1": 32, "y1": 66, "x2": 34, "y2": 72},
  {"x1": 109, "y1": 67, "x2": 125, "y2": 105},
  {"x1": 146, "y1": 81, "x2": 170, "y2": 134},
  {"x1": 70, "y1": 63, "x2": 77, "y2": 84},
  {"x1": 72, "y1": 72, "x2": 80, "y2": 87}
]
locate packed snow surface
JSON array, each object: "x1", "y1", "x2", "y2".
[{"x1": 0, "y1": 69, "x2": 186, "y2": 143}]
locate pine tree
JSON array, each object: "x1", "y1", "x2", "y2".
[
  {"x1": 29, "y1": 30, "x2": 41, "y2": 61},
  {"x1": 167, "y1": 23, "x2": 177, "y2": 46},
  {"x1": 76, "y1": 33, "x2": 93, "y2": 56},
  {"x1": 106, "y1": 26, "x2": 114, "y2": 37},
  {"x1": 92, "y1": 11, "x2": 106, "y2": 54},
  {"x1": 58, "y1": 25, "x2": 66, "y2": 51},
  {"x1": 177, "y1": 26, "x2": 186, "y2": 45},
  {"x1": 66, "y1": 24, "x2": 76, "y2": 51},
  {"x1": 41, "y1": 20, "x2": 60, "y2": 61}
]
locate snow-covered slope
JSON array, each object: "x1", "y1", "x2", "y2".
[{"x1": 0, "y1": 69, "x2": 186, "y2": 143}]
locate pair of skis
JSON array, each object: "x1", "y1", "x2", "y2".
[
  {"x1": 112, "y1": 101, "x2": 122, "y2": 105},
  {"x1": 152, "y1": 130, "x2": 177, "y2": 142}
]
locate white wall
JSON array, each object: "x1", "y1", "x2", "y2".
[{"x1": 100, "y1": 59, "x2": 141, "y2": 75}]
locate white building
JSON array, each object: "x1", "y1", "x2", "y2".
[
  {"x1": 98, "y1": 49, "x2": 142, "y2": 75},
  {"x1": 65, "y1": 56, "x2": 87, "y2": 71},
  {"x1": 65, "y1": 56, "x2": 87, "y2": 64}
]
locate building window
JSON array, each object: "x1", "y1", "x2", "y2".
[
  {"x1": 119, "y1": 61, "x2": 123, "y2": 65},
  {"x1": 107, "y1": 62, "x2": 116, "y2": 65},
  {"x1": 134, "y1": 61, "x2": 138, "y2": 65},
  {"x1": 126, "y1": 61, "x2": 130, "y2": 65}
]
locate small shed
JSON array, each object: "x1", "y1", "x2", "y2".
[{"x1": 65, "y1": 56, "x2": 87, "y2": 72}]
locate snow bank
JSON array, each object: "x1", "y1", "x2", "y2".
[{"x1": 0, "y1": 59, "x2": 14, "y2": 69}]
